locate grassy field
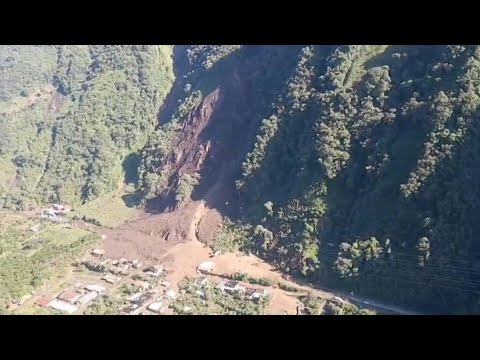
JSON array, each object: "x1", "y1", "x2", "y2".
[
  {"x1": 71, "y1": 185, "x2": 140, "y2": 228},
  {"x1": 0, "y1": 212, "x2": 99, "y2": 309}
]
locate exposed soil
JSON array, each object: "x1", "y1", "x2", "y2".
[
  {"x1": 103, "y1": 201, "x2": 207, "y2": 263},
  {"x1": 2, "y1": 85, "x2": 56, "y2": 115},
  {"x1": 195, "y1": 208, "x2": 222, "y2": 246},
  {"x1": 104, "y1": 47, "x2": 267, "y2": 259},
  {"x1": 48, "y1": 91, "x2": 65, "y2": 113},
  {"x1": 158, "y1": 239, "x2": 309, "y2": 315}
]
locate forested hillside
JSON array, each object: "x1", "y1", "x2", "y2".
[
  {"x1": 2, "y1": 45, "x2": 480, "y2": 314},
  {"x1": 236, "y1": 45, "x2": 480, "y2": 314},
  {"x1": 136, "y1": 45, "x2": 480, "y2": 314},
  {"x1": 0, "y1": 45, "x2": 174, "y2": 209}
]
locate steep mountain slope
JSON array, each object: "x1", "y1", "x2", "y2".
[
  {"x1": 0, "y1": 45, "x2": 174, "y2": 209},
  {"x1": 137, "y1": 45, "x2": 480, "y2": 314},
  {"x1": 2, "y1": 45, "x2": 480, "y2": 314}
]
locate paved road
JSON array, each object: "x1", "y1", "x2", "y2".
[
  {"x1": 341, "y1": 293, "x2": 421, "y2": 315},
  {"x1": 312, "y1": 286, "x2": 422, "y2": 315},
  {"x1": 281, "y1": 276, "x2": 422, "y2": 315}
]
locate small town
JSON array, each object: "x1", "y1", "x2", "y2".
[
  {"x1": 4, "y1": 45, "x2": 469, "y2": 316},
  {"x1": 15, "y1": 248, "x2": 271, "y2": 315},
  {"x1": 3, "y1": 202, "x2": 380, "y2": 315}
]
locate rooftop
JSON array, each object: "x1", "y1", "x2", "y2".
[
  {"x1": 147, "y1": 301, "x2": 163, "y2": 313},
  {"x1": 49, "y1": 300, "x2": 78, "y2": 314},
  {"x1": 76, "y1": 291, "x2": 99, "y2": 305},
  {"x1": 57, "y1": 291, "x2": 81, "y2": 303},
  {"x1": 144, "y1": 265, "x2": 163, "y2": 273},
  {"x1": 135, "y1": 292, "x2": 155, "y2": 306},
  {"x1": 29, "y1": 224, "x2": 41, "y2": 232},
  {"x1": 136, "y1": 281, "x2": 150, "y2": 290},
  {"x1": 165, "y1": 289, "x2": 178, "y2": 299},
  {"x1": 127, "y1": 293, "x2": 143, "y2": 302},
  {"x1": 121, "y1": 304, "x2": 140, "y2": 315},
  {"x1": 245, "y1": 288, "x2": 256, "y2": 296},
  {"x1": 85, "y1": 284, "x2": 106, "y2": 293},
  {"x1": 35, "y1": 296, "x2": 53, "y2": 308},
  {"x1": 102, "y1": 274, "x2": 120, "y2": 283},
  {"x1": 224, "y1": 280, "x2": 240, "y2": 288},
  {"x1": 197, "y1": 261, "x2": 215, "y2": 272}
]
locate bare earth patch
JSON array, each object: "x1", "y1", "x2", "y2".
[
  {"x1": 195, "y1": 208, "x2": 223, "y2": 245},
  {"x1": 158, "y1": 240, "x2": 307, "y2": 315},
  {"x1": 102, "y1": 200, "x2": 214, "y2": 264}
]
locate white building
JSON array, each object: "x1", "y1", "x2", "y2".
[
  {"x1": 147, "y1": 301, "x2": 163, "y2": 314},
  {"x1": 29, "y1": 224, "x2": 41, "y2": 232},
  {"x1": 194, "y1": 277, "x2": 208, "y2": 287},
  {"x1": 121, "y1": 304, "x2": 141, "y2": 315},
  {"x1": 197, "y1": 261, "x2": 215, "y2": 275},
  {"x1": 76, "y1": 291, "x2": 99, "y2": 305},
  {"x1": 85, "y1": 284, "x2": 106, "y2": 293},
  {"x1": 91, "y1": 249, "x2": 106, "y2": 257},
  {"x1": 127, "y1": 293, "x2": 143, "y2": 303},
  {"x1": 101, "y1": 274, "x2": 121, "y2": 284},
  {"x1": 217, "y1": 280, "x2": 245, "y2": 293},
  {"x1": 144, "y1": 265, "x2": 163, "y2": 277},
  {"x1": 165, "y1": 289, "x2": 178, "y2": 300},
  {"x1": 49, "y1": 300, "x2": 78, "y2": 314}
]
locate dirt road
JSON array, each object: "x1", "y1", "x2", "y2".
[
  {"x1": 24, "y1": 210, "x2": 421, "y2": 315},
  {"x1": 159, "y1": 239, "x2": 422, "y2": 315}
]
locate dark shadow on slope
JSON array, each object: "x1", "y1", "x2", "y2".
[
  {"x1": 145, "y1": 46, "x2": 252, "y2": 214},
  {"x1": 121, "y1": 192, "x2": 142, "y2": 208},
  {"x1": 363, "y1": 45, "x2": 436, "y2": 70},
  {"x1": 189, "y1": 46, "x2": 306, "y2": 217},
  {"x1": 157, "y1": 45, "x2": 190, "y2": 125},
  {"x1": 233, "y1": 46, "x2": 331, "y2": 218},
  {"x1": 158, "y1": 45, "x2": 249, "y2": 126},
  {"x1": 316, "y1": 104, "x2": 480, "y2": 314},
  {"x1": 146, "y1": 46, "x2": 305, "y2": 216},
  {"x1": 122, "y1": 152, "x2": 141, "y2": 184}
]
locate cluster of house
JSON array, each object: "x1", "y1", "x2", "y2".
[
  {"x1": 216, "y1": 280, "x2": 268, "y2": 300},
  {"x1": 35, "y1": 284, "x2": 106, "y2": 314},
  {"x1": 90, "y1": 249, "x2": 147, "y2": 279},
  {"x1": 121, "y1": 286, "x2": 178, "y2": 315},
  {"x1": 30, "y1": 252, "x2": 270, "y2": 315},
  {"x1": 115, "y1": 275, "x2": 177, "y2": 315},
  {"x1": 89, "y1": 250, "x2": 178, "y2": 315},
  {"x1": 28, "y1": 204, "x2": 73, "y2": 233},
  {"x1": 196, "y1": 260, "x2": 269, "y2": 301}
]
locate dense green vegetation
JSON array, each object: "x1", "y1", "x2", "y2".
[
  {"x1": 300, "y1": 295, "x2": 376, "y2": 315},
  {"x1": 148, "y1": 45, "x2": 480, "y2": 314},
  {"x1": 0, "y1": 213, "x2": 98, "y2": 309},
  {"x1": 83, "y1": 295, "x2": 120, "y2": 315},
  {"x1": 4, "y1": 45, "x2": 480, "y2": 314},
  {"x1": 224, "y1": 45, "x2": 480, "y2": 314},
  {"x1": 0, "y1": 45, "x2": 174, "y2": 210}
]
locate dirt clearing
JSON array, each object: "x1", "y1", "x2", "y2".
[
  {"x1": 158, "y1": 240, "x2": 315, "y2": 315},
  {"x1": 102, "y1": 200, "x2": 214, "y2": 263}
]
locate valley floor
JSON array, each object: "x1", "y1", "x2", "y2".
[
  {"x1": 11, "y1": 207, "x2": 419, "y2": 315},
  {"x1": 6, "y1": 193, "x2": 420, "y2": 315}
]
